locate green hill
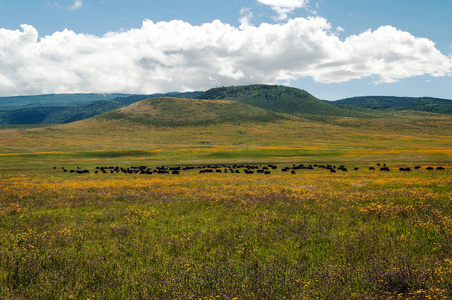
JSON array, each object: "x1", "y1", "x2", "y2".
[
  {"x1": 196, "y1": 84, "x2": 357, "y2": 117},
  {"x1": 331, "y1": 96, "x2": 452, "y2": 115},
  {"x1": 96, "y1": 97, "x2": 285, "y2": 127}
]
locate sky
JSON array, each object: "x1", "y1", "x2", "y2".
[{"x1": 0, "y1": 0, "x2": 451, "y2": 100}]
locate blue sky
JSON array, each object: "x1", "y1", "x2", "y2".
[{"x1": 0, "y1": 0, "x2": 451, "y2": 99}]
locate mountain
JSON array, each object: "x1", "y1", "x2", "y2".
[
  {"x1": 196, "y1": 84, "x2": 356, "y2": 117},
  {"x1": 95, "y1": 97, "x2": 285, "y2": 127},
  {"x1": 2, "y1": 86, "x2": 450, "y2": 126},
  {"x1": 330, "y1": 96, "x2": 452, "y2": 115}
]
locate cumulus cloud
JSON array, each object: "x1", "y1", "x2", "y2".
[
  {"x1": 0, "y1": 18, "x2": 451, "y2": 96},
  {"x1": 69, "y1": 0, "x2": 83, "y2": 10},
  {"x1": 257, "y1": 0, "x2": 309, "y2": 20}
]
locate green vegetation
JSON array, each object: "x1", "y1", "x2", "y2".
[
  {"x1": 331, "y1": 96, "x2": 452, "y2": 115},
  {"x1": 197, "y1": 84, "x2": 360, "y2": 117}
]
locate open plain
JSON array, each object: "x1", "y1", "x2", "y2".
[{"x1": 0, "y1": 94, "x2": 451, "y2": 299}]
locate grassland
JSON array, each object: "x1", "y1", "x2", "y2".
[{"x1": 0, "y1": 110, "x2": 451, "y2": 299}]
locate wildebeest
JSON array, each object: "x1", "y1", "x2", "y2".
[
  {"x1": 338, "y1": 166, "x2": 347, "y2": 172},
  {"x1": 59, "y1": 161, "x2": 430, "y2": 178}
]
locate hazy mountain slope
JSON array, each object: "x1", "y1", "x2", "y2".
[
  {"x1": 95, "y1": 97, "x2": 286, "y2": 127},
  {"x1": 0, "y1": 107, "x2": 67, "y2": 125},
  {"x1": 42, "y1": 92, "x2": 202, "y2": 124},
  {"x1": 331, "y1": 96, "x2": 452, "y2": 115},
  {"x1": 197, "y1": 84, "x2": 357, "y2": 117},
  {"x1": 0, "y1": 92, "x2": 202, "y2": 125},
  {"x1": 0, "y1": 93, "x2": 130, "y2": 110}
]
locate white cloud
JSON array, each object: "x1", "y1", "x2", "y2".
[
  {"x1": 69, "y1": 0, "x2": 83, "y2": 10},
  {"x1": 257, "y1": 0, "x2": 309, "y2": 20},
  {"x1": 239, "y1": 7, "x2": 253, "y2": 27},
  {"x1": 0, "y1": 18, "x2": 451, "y2": 96},
  {"x1": 0, "y1": 74, "x2": 15, "y2": 96}
]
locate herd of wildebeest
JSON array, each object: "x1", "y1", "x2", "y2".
[{"x1": 54, "y1": 163, "x2": 445, "y2": 175}]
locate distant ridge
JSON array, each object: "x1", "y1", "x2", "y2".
[
  {"x1": 331, "y1": 96, "x2": 452, "y2": 115},
  {"x1": 196, "y1": 84, "x2": 356, "y2": 117},
  {"x1": 95, "y1": 97, "x2": 285, "y2": 126},
  {"x1": 2, "y1": 86, "x2": 450, "y2": 126}
]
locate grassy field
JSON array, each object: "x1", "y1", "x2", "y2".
[{"x1": 0, "y1": 112, "x2": 451, "y2": 299}]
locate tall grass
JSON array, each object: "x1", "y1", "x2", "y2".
[
  {"x1": 0, "y1": 109, "x2": 451, "y2": 298},
  {"x1": 1, "y1": 168, "x2": 451, "y2": 299}
]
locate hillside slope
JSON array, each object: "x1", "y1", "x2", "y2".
[
  {"x1": 95, "y1": 97, "x2": 285, "y2": 126},
  {"x1": 197, "y1": 84, "x2": 357, "y2": 117},
  {"x1": 331, "y1": 96, "x2": 452, "y2": 115}
]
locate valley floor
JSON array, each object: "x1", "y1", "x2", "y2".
[{"x1": 0, "y1": 115, "x2": 451, "y2": 299}]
